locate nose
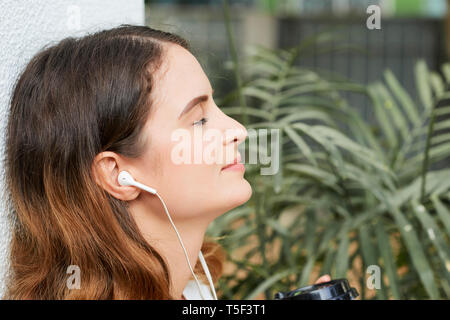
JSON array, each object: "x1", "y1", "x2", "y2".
[
  {"x1": 221, "y1": 115, "x2": 248, "y2": 147},
  {"x1": 211, "y1": 106, "x2": 248, "y2": 166}
]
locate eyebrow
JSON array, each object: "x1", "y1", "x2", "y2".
[{"x1": 178, "y1": 89, "x2": 214, "y2": 120}]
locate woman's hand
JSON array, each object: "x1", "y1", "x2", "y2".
[{"x1": 314, "y1": 274, "x2": 331, "y2": 284}]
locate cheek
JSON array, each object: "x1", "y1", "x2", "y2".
[
  {"x1": 157, "y1": 161, "x2": 215, "y2": 219},
  {"x1": 164, "y1": 161, "x2": 252, "y2": 219},
  {"x1": 155, "y1": 131, "x2": 252, "y2": 219}
]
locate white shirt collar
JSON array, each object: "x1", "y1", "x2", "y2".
[{"x1": 182, "y1": 280, "x2": 215, "y2": 300}]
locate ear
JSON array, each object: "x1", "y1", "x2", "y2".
[{"x1": 91, "y1": 151, "x2": 141, "y2": 201}]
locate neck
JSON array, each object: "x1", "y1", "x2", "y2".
[{"x1": 129, "y1": 196, "x2": 209, "y2": 299}]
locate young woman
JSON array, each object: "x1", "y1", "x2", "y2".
[{"x1": 2, "y1": 24, "x2": 330, "y2": 299}]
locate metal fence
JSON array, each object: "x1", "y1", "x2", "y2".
[
  {"x1": 278, "y1": 17, "x2": 447, "y2": 122},
  {"x1": 146, "y1": 4, "x2": 447, "y2": 124}
]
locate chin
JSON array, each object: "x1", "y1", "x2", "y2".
[
  {"x1": 223, "y1": 179, "x2": 253, "y2": 211},
  {"x1": 204, "y1": 179, "x2": 253, "y2": 221},
  {"x1": 239, "y1": 179, "x2": 253, "y2": 203}
]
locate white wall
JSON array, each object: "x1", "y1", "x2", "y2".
[{"x1": 0, "y1": 0, "x2": 145, "y2": 297}]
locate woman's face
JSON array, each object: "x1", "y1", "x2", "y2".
[{"x1": 128, "y1": 43, "x2": 252, "y2": 224}]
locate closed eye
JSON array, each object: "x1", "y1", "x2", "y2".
[{"x1": 193, "y1": 117, "x2": 208, "y2": 126}]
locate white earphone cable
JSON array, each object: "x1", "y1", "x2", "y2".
[
  {"x1": 118, "y1": 171, "x2": 216, "y2": 300},
  {"x1": 198, "y1": 251, "x2": 218, "y2": 300},
  {"x1": 154, "y1": 191, "x2": 207, "y2": 300}
]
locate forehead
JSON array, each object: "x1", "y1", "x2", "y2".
[{"x1": 150, "y1": 43, "x2": 211, "y2": 111}]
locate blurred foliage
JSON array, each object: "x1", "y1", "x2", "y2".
[{"x1": 207, "y1": 1, "x2": 450, "y2": 300}]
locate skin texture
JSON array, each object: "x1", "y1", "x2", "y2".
[
  {"x1": 92, "y1": 42, "x2": 330, "y2": 299},
  {"x1": 93, "y1": 43, "x2": 252, "y2": 299}
]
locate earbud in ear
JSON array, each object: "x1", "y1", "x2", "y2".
[
  {"x1": 118, "y1": 171, "x2": 157, "y2": 194},
  {"x1": 118, "y1": 171, "x2": 134, "y2": 186}
]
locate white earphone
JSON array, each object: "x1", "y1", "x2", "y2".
[{"x1": 117, "y1": 171, "x2": 218, "y2": 300}]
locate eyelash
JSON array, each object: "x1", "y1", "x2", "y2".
[{"x1": 193, "y1": 117, "x2": 208, "y2": 126}]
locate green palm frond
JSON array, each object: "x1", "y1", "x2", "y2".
[{"x1": 211, "y1": 6, "x2": 450, "y2": 300}]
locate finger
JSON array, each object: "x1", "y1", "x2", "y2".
[{"x1": 314, "y1": 274, "x2": 331, "y2": 284}]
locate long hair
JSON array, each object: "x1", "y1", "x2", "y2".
[{"x1": 2, "y1": 24, "x2": 225, "y2": 299}]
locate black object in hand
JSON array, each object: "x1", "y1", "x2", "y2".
[{"x1": 274, "y1": 278, "x2": 358, "y2": 300}]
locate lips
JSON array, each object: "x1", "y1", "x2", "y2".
[{"x1": 221, "y1": 153, "x2": 242, "y2": 170}]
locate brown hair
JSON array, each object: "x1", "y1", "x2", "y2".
[{"x1": 2, "y1": 24, "x2": 225, "y2": 299}]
